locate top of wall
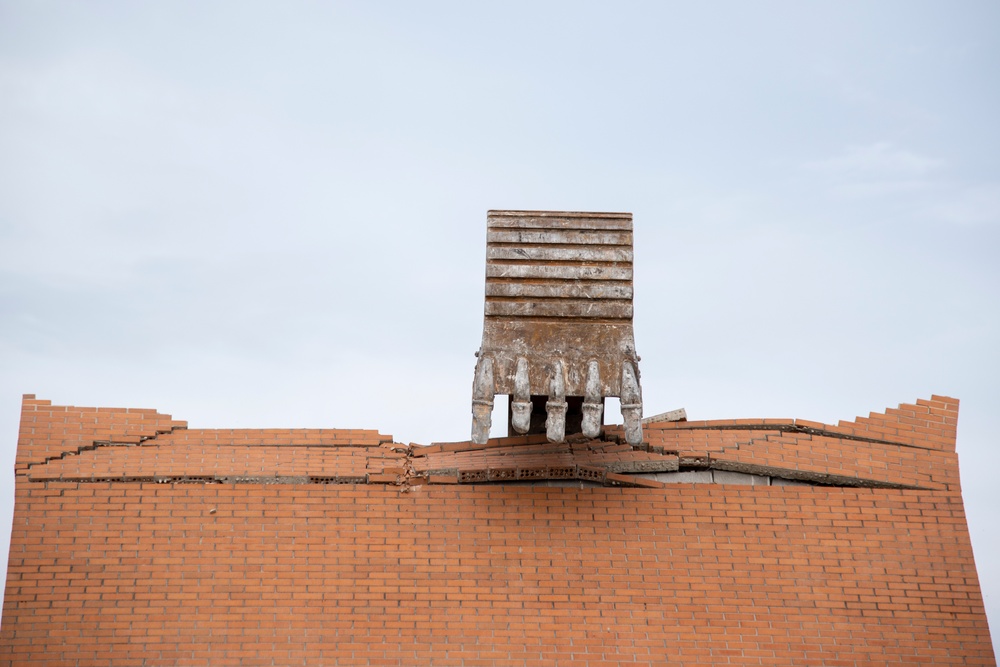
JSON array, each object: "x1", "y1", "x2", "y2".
[{"x1": 15, "y1": 394, "x2": 961, "y2": 492}]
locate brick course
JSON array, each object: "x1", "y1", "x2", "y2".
[{"x1": 1, "y1": 395, "x2": 994, "y2": 666}]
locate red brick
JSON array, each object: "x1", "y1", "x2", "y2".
[{"x1": 0, "y1": 396, "x2": 993, "y2": 667}]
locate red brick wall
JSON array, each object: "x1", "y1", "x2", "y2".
[
  {"x1": 13, "y1": 395, "x2": 185, "y2": 475},
  {"x1": 1, "y1": 396, "x2": 995, "y2": 666},
  {"x1": 1, "y1": 483, "x2": 994, "y2": 666}
]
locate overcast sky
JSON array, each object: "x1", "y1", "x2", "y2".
[{"x1": 1, "y1": 0, "x2": 998, "y2": 647}]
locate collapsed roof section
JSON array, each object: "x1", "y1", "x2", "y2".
[{"x1": 472, "y1": 210, "x2": 643, "y2": 445}]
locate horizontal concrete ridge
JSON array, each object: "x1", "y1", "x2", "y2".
[
  {"x1": 487, "y1": 245, "x2": 634, "y2": 262},
  {"x1": 484, "y1": 299, "x2": 633, "y2": 319},
  {"x1": 487, "y1": 229, "x2": 632, "y2": 245},
  {"x1": 488, "y1": 209, "x2": 632, "y2": 227},
  {"x1": 485, "y1": 281, "x2": 633, "y2": 300},
  {"x1": 488, "y1": 210, "x2": 632, "y2": 217},
  {"x1": 485, "y1": 263, "x2": 633, "y2": 281}
]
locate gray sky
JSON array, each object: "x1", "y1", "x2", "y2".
[{"x1": 1, "y1": 1, "x2": 998, "y2": 648}]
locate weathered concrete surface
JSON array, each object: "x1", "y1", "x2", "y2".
[
  {"x1": 472, "y1": 210, "x2": 644, "y2": 445},
  {"x1": 643, "y1": 408, "x2": 687, "y2": 424}
]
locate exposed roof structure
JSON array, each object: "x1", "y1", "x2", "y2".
[{"x1": 1, "y1": 394, "x2": 995, "y2": 665}]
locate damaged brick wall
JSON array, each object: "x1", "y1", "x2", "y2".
[{"x1": 1, "y1": 395, "x2": 995, "y2": 666}]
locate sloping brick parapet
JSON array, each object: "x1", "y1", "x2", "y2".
[
  {"x1": 14, "y1": 394, "x2": 187, "y2": 474},
  {"x1": 1, "y1": 395, "x2": 995, "y2": 666}
]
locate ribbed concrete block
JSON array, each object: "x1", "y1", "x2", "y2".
[
  {"x1": 485, "y1": 300, "x2": 633, "y2": 319},
  {"x1": 487, "y1": 230, "x2": 633, "y2": 246},
  {"x1": 485, "y1": 281, "x2": 634, "y2": 300},
  {"x1": 487, "y1": 246, "x2": 634, "y2": 262},
  {"x1": 772, "y1": 476, "x2": 811, "y2": 487},
  {"x1": 712, "y1": 470, "x2": 757, "y2": 485},
  {"x1": 648, "y1": 471, "x2": 713, "y2": 484},
  {"x1": 485, "y1": 263, "x2": 633, "y2": 281}
]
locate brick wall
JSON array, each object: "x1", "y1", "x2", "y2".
[{"x1": 1, "y1": 396, "x2": 994, "y2": 666}]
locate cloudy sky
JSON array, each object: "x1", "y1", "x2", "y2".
[{"x1": 1, "y1": 1, "x2": 998, "y2": 646}]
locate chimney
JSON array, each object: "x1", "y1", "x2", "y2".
[{"x1": 471, "y1": 210, "x2": 643, "y2": 445}]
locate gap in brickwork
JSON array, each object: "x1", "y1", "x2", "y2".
[
  {"x1": 31, "y1": 468, "x2": 921, "y2": 490},
  {"x1": 636, "y1": 423, "x2": 935, "y2": 452}
]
